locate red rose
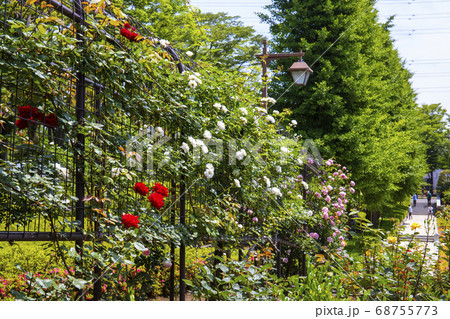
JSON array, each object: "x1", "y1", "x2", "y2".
[
  {"x1": 148, "y1": 192, "x2": 165, "y2": 210},
  {"x1": 129, "y1": 32, "x2": 139, "y2": 42},
  {"x1": 121, "y1": 213, "x2": 139, "y2": 229},
  {"x1": 15, "y1": 119, "x2": 28, "y2": 130},
  {"x1": 18, "y1": 105, "x2": 39, "y2": 119},
  {"x1": 44, "y1": 113, "x2": 58, "y2": 128},
  {"x1": 134, "y1": 182, "x2": 149, "y2": 196},
  {"x1": 120, "y1": 28, "x2": 132, "y2": 38},
  {"x1": 132, "y1": 27, "x2": 136, "y2": 31},
  {"x1": 151, "y1": 183, "x2": 169, "y2": 197},
  {"x1": 32, "y1": 111, "x2": 45, "y2": 124},
  {"x1": 124, "y1": 22, "x2": 131, "y2": 29}
]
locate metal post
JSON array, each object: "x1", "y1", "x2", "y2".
[
  {"x1": 262, "y1": 39, "x2": 268, "y2": 99},
  {"x1": 92, "y1": 86, "x2": 102, "y2": 301},
  {"x1": 301, "y1": 252, "x2": 307, "y2": 276},
  {"x1": 169, "y1": 180, "x2": 176, "y2": 301},
  {"x1": 74, "y1": 0, "x2": 85, "y2": 300},
  {"x1": 276, "y1": 235, "x2": 282, "y2": 278},
  {"x1": 238, "y1": 211, "x2": 243, "y2": 261},
  {"x1": 179, "y1": 181, "x2": 186, "y2": 301}
]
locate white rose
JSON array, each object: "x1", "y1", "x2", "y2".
[
  {"x1": 188, "y1": 136, "x2": 198, "y2": 148},
  {"x1": 181, "y1": 142, "x2": 190, "y2": 153},
  {"x1": 188, "y1": 79, "x2": 197, "y2": 89},
  {"x1": 266, "y1": 115, "x2": 275, "y2": 124},
  {"x1": 204, "y1": 168, "x2": 214, "y2": 180},
  {"x1": 55, "y1": 163, "x2": 68, "y2": 179},
  {"x1": 217, "y1": 121, "x2": 225, "y2": 130},
  {"x1": 160, "y1": 39, "x2": 170, "y2": 47},
  {"x1": 271, "y1": 187, "x2": 282, "y2": 197},
  {"x1": 155, "y1": 126, "x2": 164, "y2": 137},
  {"x1": 203, "y1": 130, "x2": 212, "y2": 140},
  {"x1": 263, "y1": 176, "x2": 271, "y2": 187}
]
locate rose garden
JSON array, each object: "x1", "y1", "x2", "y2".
[{"x1": 0, "y1": 0, "x2": 449, "y2": 301}]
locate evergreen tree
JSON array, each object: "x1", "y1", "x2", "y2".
[
  {"x1": 417, "y1": 103, "x2": 449, "y2": 191},
  {"x1": 260, "y1": 0, "x2": 427, "y2": 216}
]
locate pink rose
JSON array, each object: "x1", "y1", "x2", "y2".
[
  {"x1": 142, "y1": 249, "x2": 150, "y2": 256},
  {"x1": 310, "y1": 232, "x2": 319, "y2": 240}
]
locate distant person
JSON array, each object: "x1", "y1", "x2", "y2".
[
  {"x1": 428, "y1": 205, "x2": 434, "y2": 219},
  {"x1": 427, "y1": 191, "x2": 432, "y2": 206},
  {"x1": 409, "y1": 205, "x2": 413, "y2": 219},
  {"x1": 413, "y1": 193, "x2": 417, "y2": 207}
]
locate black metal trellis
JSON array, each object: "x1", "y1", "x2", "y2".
[{"x1": 0, "y1": 0, "x2": 321, "y2": 301}]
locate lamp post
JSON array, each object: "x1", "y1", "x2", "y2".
[
  {"x1": 255, "y1": 40, "x2": 313, "y2": 278},
  {"x1": 255, "y1": 40, "x2": 313, "y2": 102}
]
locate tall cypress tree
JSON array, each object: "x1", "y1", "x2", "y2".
[{"x1": 260, "y1": 0, "x2": 427, "y2": 216}]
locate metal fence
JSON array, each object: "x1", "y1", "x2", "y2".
[{"x1": 0, "y1": 0, "x2": 321, "y2": 300}]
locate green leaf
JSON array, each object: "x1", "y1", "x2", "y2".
[
  {"x1": 133, "y1": 242, "x2": 146, "y2": 252},
  {"x1": 36, "y1": 278, "x2": 54, "y2": 289},
  {"x1": 37, "y1": 24, "x2": 46, "y2": 34},
  {"x1": 72, "y1": 278, "x2": 88, "y2": 289},
  {"x1": 218, "y1": 264, "x2": 229, "y2": 273},
  {"x1": 183, "y1": 279, "x2": 193, "y2": 287},
  {"x1": 201, "y1": 280, "x2": 213, "y2": 291},
  {"x1": 222, "y1": 277, "x2": 231, "y2": 283}
]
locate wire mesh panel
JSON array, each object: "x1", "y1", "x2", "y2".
[
  {"x1": 0, "y1": 0, "x2": 190, "y2": 240},
  {"x1": 0, "y1": 0, "x2": 84, "y2": 240}
]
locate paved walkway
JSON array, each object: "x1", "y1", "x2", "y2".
[{"x1": 400, "y1": 198, "x2": 439, "y2": 261}]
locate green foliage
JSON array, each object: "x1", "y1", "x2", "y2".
[
  {"x1": 192, "y1": 12, "x2": 265, "y2": 70},
  {"x1": 119, "y1": 0, "x2": 264, "y2": 71},
  {"x1": 417, "y1": 104, "x2": 449, "y2": 174},
  {"x1": 185, "y1": 256, "x2": 279, "y2": 301},
  {"x1": 437, "y1": 170, "x2": 450, "y2": 198},
  {"x1": 274, "y1": 256, "x2": 355, "y2": 301}
]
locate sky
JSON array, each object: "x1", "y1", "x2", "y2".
[{"x1": 190, "y1": 0, "x2": 450, "y2": 113}]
